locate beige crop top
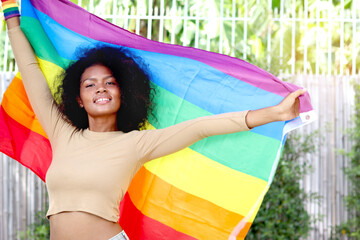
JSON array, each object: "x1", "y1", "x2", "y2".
[{"x1": 8, "y1": 26, "x2": 250, "y2": 222}]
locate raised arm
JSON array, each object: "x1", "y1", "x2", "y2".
[
  {"x1": 136, "y1": 89, "x2": 306, "y2": 161},
  {"x1": 4, "y1": 9, "x2": 64, "y2": 140}
]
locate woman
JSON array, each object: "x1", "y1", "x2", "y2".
[{"x1": 3, "y1": 2, "x2": 306, "y2": 240}]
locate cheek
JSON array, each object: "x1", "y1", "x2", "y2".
[
  {"x1": 79, "y1": 88, "x2": 91, "y2": 101},
  {"x1": 116, "y1": 92, "x2": 122, "y2": 106},
  {"x1": 113, "y1": 88, "x2": 122, "y2": 102}
]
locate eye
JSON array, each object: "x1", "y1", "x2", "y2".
[
  {"x1": 106, "y1": 81, "x2": 117, "y2": 86},
  {"x1": 85, "y1": 84, "x2": 95, "y2": 88}
]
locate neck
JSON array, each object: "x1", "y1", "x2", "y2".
[{"x1": 88, "y1": 115, "x2": 118, "y2": 132}]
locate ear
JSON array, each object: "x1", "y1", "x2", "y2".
[{"x1": 76, "y1": 96, "x2": 84, "y2": 108}]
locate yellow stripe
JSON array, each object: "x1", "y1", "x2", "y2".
[
  {"x1": 3, "y1": 3, "x2": 18, "y2": 9},
  {"x1": 37, "y1": 58, "x2": 64, "y2": 96},
  {"x1": 144, "y1": 125, "x2": 268, "y2": 220},
  {"x1": 14, "y1": 57, "x2": 63, "y2": 92}
]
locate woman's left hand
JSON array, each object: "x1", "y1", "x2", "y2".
[
  {"x1": 275, "y1": 89, "x2": 306, "y2": 121},
  {"x1": 245, "y1": 89, "x2": 306, "y2": 129}
]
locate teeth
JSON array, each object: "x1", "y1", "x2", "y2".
[{"x1": 95, "y1": 98, "x2": 110, "y2": 103}]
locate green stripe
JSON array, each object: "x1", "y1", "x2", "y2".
[
  {"x1": 19, "y1": 16, "x2": 282, "y2": 182},
  {"x1": 21, "y1": 17, "x2": 72, "y2": 101},
  {"x1": 21, "y1": 16, "x2": 72, "y2": 69},
  {"x1": 149, "y1": 83, "x2": 282, "y2": 182},
  {"x1": 3, "y1": 7, "x2": 19, "y2": 12}
]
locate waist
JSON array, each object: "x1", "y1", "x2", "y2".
[{"x1": 49, "y1": 211, "x2": 122, "y2": 240}]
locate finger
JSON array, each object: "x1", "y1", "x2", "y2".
[
  {"x1": 296, "y1": 88, "x2": 307, "y2": 95},
  {"x1": 290, "y1": 89, "x2": 306, "y2": 98}
]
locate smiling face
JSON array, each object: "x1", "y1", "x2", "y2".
[{"x1": 78, "y1": 64, "x2": 121, "y2": 120}]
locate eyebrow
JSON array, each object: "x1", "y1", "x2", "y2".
[{"x1": 81, "y1": 75, "x2": 114, "y2": 83}]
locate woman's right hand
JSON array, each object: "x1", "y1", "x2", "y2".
[{"x1": 2, "y1": 0, "x2": 20, "y2": 29}]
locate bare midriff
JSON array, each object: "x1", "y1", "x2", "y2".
[{"x1": 49, "y1": 211, "x2": 122, "y2": 240}]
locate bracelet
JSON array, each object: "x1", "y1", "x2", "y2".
[{"x1": 1, "y1": 0, "x2": 20, "y2": 21}]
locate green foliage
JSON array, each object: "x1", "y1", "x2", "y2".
[
  {"x1": 17, "y1": 211, "x2": 50, "y2": 240},
  {"x1": 124, "y1": 0, "x2": 358, "y2": 75},
  {"x1": 247, "y1": 132, "x2": 320, "y2": 240},
  {"x1": 1, "y1": 20, "x2": 16, "y2": 71},
  {"x1": 70, "y1": 0, "x2": 102, "y2": 9},
  {"x1": 332, "y1": 83, "x2": 360, "y2": 240},
  {"x1": 3, "y1": 0, "x2": 359, "y2": 74}
]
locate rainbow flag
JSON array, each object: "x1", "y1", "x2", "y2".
[{"x1": 0, "y1": 0, "x2": 314, "y2": 239}]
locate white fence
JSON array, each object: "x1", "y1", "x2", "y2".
[
  {"x1": 1, "y1": 0, "x2": 359, "y2": 239},
  {"x1": 294, "y1": 74, "x2": 356, "y2": 239}
]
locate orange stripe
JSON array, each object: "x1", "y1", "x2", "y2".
[
  {"x1": 1, "y1": 75, "x2": 47, "y2": 138},
  {"x1": 2, "y1": 0, "x2": 18, "y2": 7},
  {"x1": 128, "y1": 167, "x2": 252, "y2": 239}
]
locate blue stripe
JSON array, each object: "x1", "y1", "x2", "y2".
[
  {"x1": 22, "y1": 3, "x2": 285, "y2": 141},
  {"x1": 4, "y1": 9, "x2": 20, "y2": 15}
]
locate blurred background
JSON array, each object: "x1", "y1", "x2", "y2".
[{"x1": 1, "y1": 0, "x2": 359, "y2": 239}]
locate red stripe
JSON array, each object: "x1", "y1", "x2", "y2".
[
  {"x1": 0, "y1": 106, "x2": 51, "y2": 181},
  {"x1": 124, "y1": 166, "x2": 252, "y2": 239},
  {"x1": 127, "y1": 166, "x2": 252, "y2": 238},
  {"x1": 120, "y1": 193, "x2": 197, "y2": 240}
]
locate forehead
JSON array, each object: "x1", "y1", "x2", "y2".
[{"x1": 81, "y1": 64, "x2": 113, "y2": 80}]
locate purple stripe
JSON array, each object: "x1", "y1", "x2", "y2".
[
  {"x1": 30, "y1": 0, "x2": 312, "y2": 112},
  {"x1": 4, "y1": 12, "x2": 20, "y2": 20}
]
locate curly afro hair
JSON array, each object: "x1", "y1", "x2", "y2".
[{"x1": 55, "y1": 45, "x2": 154, "y2": 132}]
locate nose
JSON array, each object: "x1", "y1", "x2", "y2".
[{"x1": 96, "y1": 86, "x2": 107, "y2": 93}]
